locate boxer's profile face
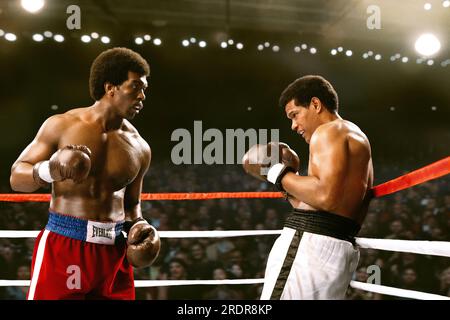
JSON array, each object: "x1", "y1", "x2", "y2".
[
  {"x1": 285, "y1": 99, "x2": 318, "y2": 144},
  {"x1": 110, "y1": 71, "x2": 148, "y2": 120}
]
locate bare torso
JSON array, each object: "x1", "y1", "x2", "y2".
[
  {"x1": 296, "y1": 120, "x2": 373, "y2": 224},
  {"x1": 13, "y1": 106, "x2": 150, "y2": 222}
]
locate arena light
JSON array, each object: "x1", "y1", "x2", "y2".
[
  {"x1": 337, "y1": 46, "x2": 343, "y2": 52},
  {"x1": 257, "y1": 44, "x2": 264, "y2": 51},
  {"x1": 362, "y1": 53, "x2": 368, "y2": 59},
  {"x1": 301, "y1": 44, "x2": 307, "y2": 50},
  {"x1": 100, "y1": 36, "x2": 110, "y2": 44},
  {"x1": 424, "y1": 3, "x2": 432, "y2": 10},
  {"x1": 427, "y1": 59, "x2": 434, "y2": 66},
  {"x1": 182, "y1": 39, "x2": 190, "y2": 47},
  {"x1": 444, "y1": 1, "x2": 450, "y2": 8},
  {"x1": 345, "y1": 50, "x2": 352, "y2": 57},
  {"x1": 294, "y1": 46, "x2": 301, "y2": 53},
  {"x1": 228, "y1": 39, "x2": 234, "y2": 45},
  {"x1": 190, "y1": 37, "x2": 196, "y2": 43},
  {"x1": 153, "y1": 38, "x2": 162, "y2": 46},
  {"x1": 81, "y1": 35, "x2": 91, "y2": 43},
  {"x1": 21, "y1": 0, "x2": 45, "y2": 13},
  {"x1": 236, "y1": 43, "x2": 243, "y2": 50},
  {"x1": 415, "y1": 33, "x2": 441, "y2": 56},
  {"x1": 272, "y1": 45, "x2": 280, "y2": 52},
  {"x1": 264, "y1": 42, "x2": 270, "y2": 48},
  {"x1": 91, "y1": 32, "x2": 99, "y2": 39},
  {"x1": 53, "y1": 34, "x2": 64, "y2": 42},
  {"x1": 220, "y1": 41, "x2": 227, "y2": 48},
  {"x1": 143, "y1": 35, "x2": 151, "y2": 41},
  {"x1": 431, "y1": 106, "x2": 437, "y2": 111},
  {"x1": 32, "y1": 33, "x2": 44, "y2": 42},
  {"x1": 310, "y1": 47, "x2": 317, "y2": 54},
  {"x1": 43, "y1": 31, "x2": 52, "y2": 38},
  {"x1": 402, "y1": 57, "x2": 409, "y2": 63},
  {"x1": 135, "y1": 37, "x2": 143, "y2": 45},
  {"x1": 198, "y1": 40, "x2": 206, "y2": 48},
  {"x1": 367, "y1": 51, "x2": 373, "y2": 56},
  {"x1": 374, "y1": 54, "x2": 382, "y2": 60},
  {"x1": 5, "y1": 33, "x2": 17, "y2": 42},
  {"x1": 0, "y1": 29, "x2": 4, "y2": 37}
]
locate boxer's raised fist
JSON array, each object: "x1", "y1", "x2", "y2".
[
  {"x1": 49, "y1": 145, "x2": 91, "y2": 182},
  {"x1": 242, "y1": 142, "x2": 300, "y2": 190}
]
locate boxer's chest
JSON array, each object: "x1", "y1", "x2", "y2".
[{"x1": 59, "y1": 125, "x2": 143, "y2": 190}]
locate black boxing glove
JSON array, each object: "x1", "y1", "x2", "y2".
[
  {"x1": 126, "y1": 218, "x2": 161, "y2": 268},
  {"x1": 242, "y1": 142, "x2": 300, "y2": 191}
]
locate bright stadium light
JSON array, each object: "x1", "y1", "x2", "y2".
[
  {"x1": 443, "y1": 1, "x2": 450, "y2": 8},
  {"x1": 182, "y1": 39, "x2": 190, "y2": 47},
  {"x1": 100, "y1": 36, "x2": 110, "y2": 44},
  {"x1": 81, "y1": 35, "x2": 91, "y2": 43},
  {"x1": 415, "y1": 33, "x2": 441, "y2": 56},
  {"x1": 5, "y1": 33, "x2": 17, "y2": 41},
  {"x1": 153, "y1": 38, "x2": 162, "y2": 46},
  {"x1": 135, "y1": 37, "x2": 143, "y2": 45},
  {"x1": 53, "y1": 34, "x2": 64, "y2": 42},
  {"x1": 236, "y1": 43, "x2": 243, "y2": 50},
  {"x1": 32, "y1": 33, "x2": 44, "y2": 42},
  {"x1": 21, "y1": 0, "x2": 45, "y2": 13}
]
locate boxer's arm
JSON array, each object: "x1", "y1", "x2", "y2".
[
  {"x1": 124, "y1": 142, "x2": 151, "y2": 221},
  {"x1": 280, "y1": 125, "x2": 348, "y2": 212},
  {"x1": 10, "y1": 116, "x2": 63, "y2": 192}
]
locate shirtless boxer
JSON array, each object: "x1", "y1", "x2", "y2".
[
  {"x1": 243, "y1": 75, "x2": 373, "y2": 299},
  {"x1": 10, "y1": 47, "x2": 160, "y2": 300}
]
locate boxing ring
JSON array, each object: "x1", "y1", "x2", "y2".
[{"x1": 0, "y1": 156, "x2": 449, "y2": 300}]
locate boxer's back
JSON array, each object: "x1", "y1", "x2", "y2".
[{"x1": 307, "y1": 119, "x2": 373, "y2": 224}]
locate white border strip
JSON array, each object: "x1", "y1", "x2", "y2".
[{"x1": 350, "y1": 281, "x2": 450, "y2": 300}]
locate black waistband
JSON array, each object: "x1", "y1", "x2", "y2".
[{"x1": 285, "y1": 209, "x2": 361, "y2": 245}]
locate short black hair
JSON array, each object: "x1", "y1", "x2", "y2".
[
  {"x1": 89, "y1": 47, "x2": 150, "y2": 100},
  {"x1": 279, "y1": 75, "x2": 339, "y2": 112}
]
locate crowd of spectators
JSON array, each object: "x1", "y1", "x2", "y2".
[{"x1": 0, "y1": 161, "x2": 448, "y2": 299}]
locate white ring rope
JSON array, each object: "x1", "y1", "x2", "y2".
[
  {"x1": 1, "y1": 279, "x2": 448, "y2": 300},
  {"x1": 355, "y1": 238, "x2": 450, "y2": 258},
  {"x1": 1, "y1": 230, "x2": 449, "y2": 257},
  {"x1": 1, "y1": 229, "x2": 449, "y2": 300}
]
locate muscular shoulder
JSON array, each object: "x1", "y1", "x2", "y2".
[
  {"x1": 44, "y1": 108, "x2": 89, "y2": 128},
  {"x1": 310, "y1": 120, "x2": 370, "y2": 151},
  {"x1": 310, "y1": 120, "x2": 347, "y2": 147},
  {"x1": 122, "y1": 120, "x2": 151, "y2": 156}
]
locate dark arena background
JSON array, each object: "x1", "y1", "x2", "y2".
[{"x1": 0, "y1": 0, "x2": 449, "y2": 302}]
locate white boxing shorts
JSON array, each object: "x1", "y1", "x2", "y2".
[{"x1": 260, "y1": 210, "x2": 360, "y2": 300}]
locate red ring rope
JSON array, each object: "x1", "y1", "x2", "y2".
[{"x1": 0, "y1": 156, "x2": 448, "y2": 202}]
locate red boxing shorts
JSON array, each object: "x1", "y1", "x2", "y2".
[{"x1": 27, "y1": 212, "x2": 135, "y2": 300}]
